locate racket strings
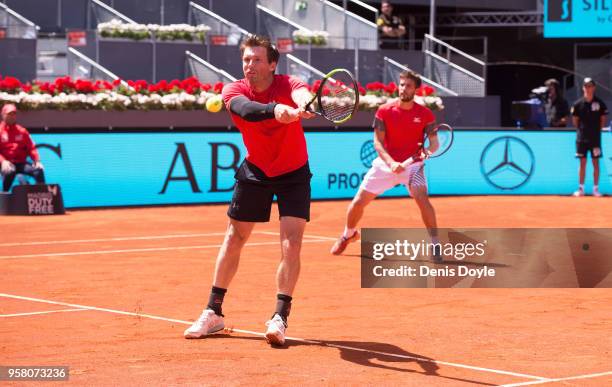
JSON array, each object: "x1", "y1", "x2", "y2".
[
  {"x1": 426, "y1": 127, "x2": 453, "y2": 158},
  {"x1": 320, "y1": 81, "x2": 357, "y2": 121}
]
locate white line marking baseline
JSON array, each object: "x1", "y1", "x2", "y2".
[
  {"x1": 258, "y1": 231, "x2": 337, "y2": 241},
  {"x1": 0, "y1": 231, "x2": 332, "y2": 248},
  {"x1": 0, "y1": 232, "x2": 230, "y2": 247},
  {"x1": 0, "y1": 308, "x2": 88, "y2": 317},
  {"x1": 500, "y1": 371, "x2": 612, "y2": 386},
  {"x1": 0, "y1": 239, "x2": 330, "y2": 260},
  {"x1": 0, "y1": 293, "x2": 547, "y2": 382}
]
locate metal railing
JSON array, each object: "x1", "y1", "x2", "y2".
[
  {"x1": 88, "y1": 0, "x2": 137, "y2": 28},
  {"x1": 0, "y1": 2, "x2": 39, "y2": 39},
  {"x1": 413, "y1": 11, "x2": 543, "y2": 28},
  {"x1": 285, "y1": 53, "x2": 326, "y2": 85},
  {"x1": 346, "y1": 0, "x2": 378, "y2": 22},
  {"x1": 258, "y1": 0, "x2": 377, "y2": 50},
  {"x1": 383, "y1": 56, "x2": 458, "y2": 97},
  {"x1": 186, "y1": 50, "x2": 237, "y2": 84},
  {"x1": 256, "y1": 4, "x2": 312, "y2": 46},
  {"x1": 188, "y1": 2, "x2": 250, "y2": 46},
  {"x1": 423, "y1": 34, "x2": 485, "y2": 97},
  {"x1": 67, "y1": 47, "x2": 131, "y2": 88}
]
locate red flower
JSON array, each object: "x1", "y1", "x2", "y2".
[
  {"x1": 181, "y1": 77, "x2": 200, "y2": 91},
  {"x1": 55, "y1": 76, "x2": 75, "y2": 92},
  {"x1": 37, "y1": 81, "x2": 50, "y2": 93},
  {"x1": 0, "y1": 76, "x2": 22, "y2": 91},
  {"x1": 156, "y1": 80, "x2": 168, "y2": 88},
  {"x1": 366, "y1": 82, "x2": 385, "y2": 91},
  {"x1": 201, "y1": 83, "x2": 211, "y2": 92},
  {"x1": 416, "y1": 85, "x2": 435, "y2": 96},
  {"x1": 112, "y1": 79, "x2": 122, "y2": 87},
  {"x1": 75, "y1": 79, "x2": 95, "y2": 93},
  {"x1": 213, "y1": 82, "x2": 224, "y2": 94},
  {"x1": 358, "y1": 86, "x2": 366, "y2": 95},
  {"x1": 134, "y1": 80, "x2": 148, "y2": 93},
  {"x1": 385, "y1": 82, "x2": 397, "y2": 95}
]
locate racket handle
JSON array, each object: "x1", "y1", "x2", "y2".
[
  {"x1": 400, "y1": 157, "x2": 416, "y2": 168},
  {"x1": 401, "y1": 152, "x2": 430, "y2": 168}
]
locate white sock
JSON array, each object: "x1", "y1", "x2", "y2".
[
  {"x1": 594, "y1": 185, "x2": 599, "y2": 191},
  {"x1": 343, "y1": 227, "x2": 356, "y2": 238},
  {"x1": 579, "y1": 184, "x2": 585, "y2": 191}
]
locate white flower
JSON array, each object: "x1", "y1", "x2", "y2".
[{"x1": 98, "y1": 20, "x2": 209, "y2": 40}]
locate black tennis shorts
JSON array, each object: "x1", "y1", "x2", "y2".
[
  {"x1": 227, "y1": 160, "x2": 312, "y2": 222},
  {"x1": 576, "y1": 140, "x2": 602, "y2": 159}
]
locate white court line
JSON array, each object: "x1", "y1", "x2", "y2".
[
  {"x1": 0, "y1": 233, "x2": 229, "y2": 247},
  {"x1": 0, "y1": 308, "x2": 87, "y2": 317},
  {"x1": 0, "y1": 239, "x2": 331, "y2": 260},
  {"x1": 0, "y1": 231, "x2": 333, "y2": 247},
  {"x1": 258, "y1": 231, "x2": 337, "y2": 241},
  {"x1": 500, "y1": 371, "x2": 612, "y2": 386},
  {"x1": 0, "y1": 293, "x2": 547, "y2": 382}
]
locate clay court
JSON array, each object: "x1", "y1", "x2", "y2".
[{"x1": 1, "y1": 196, "x2": 611, "y2": 385}]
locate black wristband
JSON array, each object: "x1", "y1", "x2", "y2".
[{"x1": 265, "y1": 102, "x2": 278, "y2": 116}]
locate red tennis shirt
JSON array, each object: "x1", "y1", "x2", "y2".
[
  {"x1": 374, "y1": 100, "x2": 435, "y2": 162},
  {"x1": 0, "y1": 122, "x2": 40, "y2": 164},
  {"x1": 222, "y1": 75, "x2": 309, "y2": 177}
]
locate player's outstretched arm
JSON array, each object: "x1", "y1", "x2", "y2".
[{"x1": 229, "y1": 96, "x2": 277, "y2": 122}]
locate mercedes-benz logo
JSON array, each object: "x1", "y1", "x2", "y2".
[
  {"x1": 360, "y1": 140, "x2": 377, "y2": 168},
  {"x1": 480, "y1": 136, "x2": 535, "y2": 190}
]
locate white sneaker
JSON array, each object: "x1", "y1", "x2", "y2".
[
  {"x1": 184, "y1": 309, "x2": 225, "y2": 339},
  {"x1": 265, "y1": 314, "x2": 287, "y2": 345},
  {"x1": 593, "y1": 188, "x2": 603, "y2": 197},
  {"x1": 573, "y1": 189, "x2": 585, "y2": 197}
]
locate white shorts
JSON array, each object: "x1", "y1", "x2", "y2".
[{"x1": 360, "y1": 157, "x2": 427, "y2": 196}]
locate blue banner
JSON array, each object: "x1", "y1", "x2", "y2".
[
  {"x1": 544, "y1": 0, "x2": 612, "y2": 38},
  {"x1": 30, "y1": 130, "x2": 612, "y2": 208}
]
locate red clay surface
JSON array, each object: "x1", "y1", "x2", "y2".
[{"x1": 1, "y1": 196, "x2": 611, "y2": 385}]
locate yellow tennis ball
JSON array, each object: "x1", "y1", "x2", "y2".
[{"x1": 206, "y1": 95, "x2": 223, "y2": 113}]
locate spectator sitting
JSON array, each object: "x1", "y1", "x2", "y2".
[
  {"x1": 377, "y1": 0, "x2": 406, "y2": 49},
  {"x1": 0, "y1": 104, "x2": 46, "y2": 192},
  {"x1": 544, "y1": 78, "x2": 569, "y2": 127}
]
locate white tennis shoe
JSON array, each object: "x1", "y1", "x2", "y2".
[
  {"x1": 265, "y1": 314, "x2": 287, "y2": 346},
  {"x1": 184, "y1": 309, "x2": 225, "y2": 339},
  {"x1": 572, "y1": 188, "x2": 585, "y2": 197},
  {"x1": 593, "y1": 188, "x2": 603, "y2": 197}
]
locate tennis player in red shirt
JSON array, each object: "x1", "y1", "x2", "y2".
[
  {"x1": 185, "y1": 35, "x2": 314, "y2": 345},
  {"x1": 0, "y1": 104, "x2": 45, "y2": 192},
  {"x1": 330, "y1": 70, "x2": 442, "y2": 262}
]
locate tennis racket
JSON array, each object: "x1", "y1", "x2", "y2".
[
  {"x1": 304, "y1": 68, "x2": 359, "y2": 124},
  {"x1": 400, "y1": 123, "x2": 454, "y2": 168}
]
